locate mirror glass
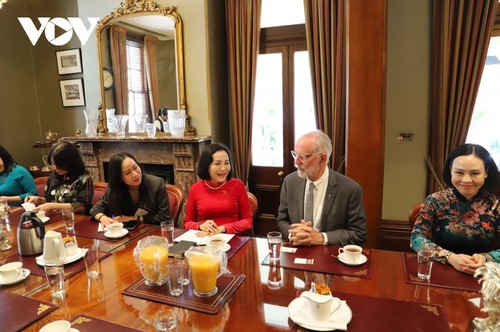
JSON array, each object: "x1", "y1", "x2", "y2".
[{"x1": 96, "y1": 1, "x2": 193, "y2": 135}]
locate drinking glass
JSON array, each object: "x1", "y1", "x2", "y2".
[
  {"x1": 0, "y1": 224, "x2": 14, "y2": 251},
  {"x1": 160, "y1": 220, "x2": 175, "y2": 247},
  {"x1": 167, "y1": 259, "x2": 184, "y2": 296},
  {"x1": 44, "y1": 263, "x2": 66, "y2": 299},
  {"x1": 83, "y1": 243, "x2": 101, "y2": 279},
  {"x1": 417, "y1": 250, "x2": 434, "y2": 280},
  {"x1": 179, "y1": 258, "x2": 190, "y2": 286},
  {"x1": 267, "y1": 231, "x2": 282, "y2": 263},
  {"x1": 62, "y1": 209, "x2": 74, "y2": 232},
  {"x1": 154, "y1": 310, "x2": 178, "y2": 332},
  {"x1": 146, "y1": 123, "x2": 157, "y2": 138}
]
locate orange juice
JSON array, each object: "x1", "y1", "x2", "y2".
[
  {"x1": 139, "y1": 245, "x2": 169, "y2": 283},
  {"x1": 188, "y1": 255, "x2": 220, "y2": 293}
]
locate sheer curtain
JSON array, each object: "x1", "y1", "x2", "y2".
[
  {"x1": 427, "y1": 0, "x2": 498, "y2": 194},
  {"x1": 304, "y1": 0, "x2": 346, "y2": 173},
  {"x1": 110, "y1": 25, "x2": 129, "y2": 115},
  {"x1": 144, "y1": 35, "x2": 159, "y2": 122},
  {"x1": 225, "y1": 0, "x2": 262, "y2": 184}
]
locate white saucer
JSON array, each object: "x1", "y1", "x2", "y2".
[
  {"x1": 288, "y1": 296, "x2": 352, "y2": 331},
  {"x1": 69, "y1": 328, "x2": 79, "y2": 332},
  {"x1": 0, "y1": 268, "x2": 30, "y2": 286},
  {"x1": 338, "y1": 253, "x2": 368, "y2": 266},
  {"x1": 36, "y1": 248, "x2": 85, "y2": 266},
  {"x1": 104, "y1": 228, "x2": 129, "y2": 239}
]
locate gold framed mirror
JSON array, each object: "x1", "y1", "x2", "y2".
[{"x1": 96, "y1": 0, "x2": 195, "y2": 135}]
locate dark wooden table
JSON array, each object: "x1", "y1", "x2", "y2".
[{"x1": 3, "y1": 225, "x2": 481, "y2": 332}]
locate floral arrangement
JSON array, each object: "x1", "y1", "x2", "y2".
[{"x1": 473, "y1": 262, "x2": 500, "y2": 332}]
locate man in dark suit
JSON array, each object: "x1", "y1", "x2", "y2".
[{"x1": 276, "y1": 131, "x2": 367, "y2": 246}]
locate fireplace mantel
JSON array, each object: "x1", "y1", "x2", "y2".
[{"x1": 61, "y1": 135, "x2": 212, "y2": 224}]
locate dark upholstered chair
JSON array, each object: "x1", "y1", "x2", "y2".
[
  {"x1": 34, "y1": 176, "x2": 48, "y2": 197},
  {"x1": 92, "y1": 182, "x2": 108, "y2": 205},
  {"x1": 408, "y1": 203, "x2": 423, "y2": 228},
  {"x1": 247, "y1": 191, "x2": 258, "y2": 236},
  {"x1": 166, "y1": 184, "x2": 184, "y2": 223}
]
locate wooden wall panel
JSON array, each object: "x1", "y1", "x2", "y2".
[{"x1": 345, "y1": 0, "x2": 387, "y2": 248}]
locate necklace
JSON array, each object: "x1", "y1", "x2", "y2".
[{"x1": 204, "y1": 180, "x2": 226, "y2": 190}]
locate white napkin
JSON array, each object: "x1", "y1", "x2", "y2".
[
  {"x1": 21, "y1": 202, "x2": 36, "y2": 212},
  {"x1": 97, "y1": 223, "x2": 105, "y2": 232},
  {"x1": 290, "y1": 297, "x2": 350, "y2": 331},
  {"x1": 174, "y1": 229, "x2": 235, "y2": 245}
]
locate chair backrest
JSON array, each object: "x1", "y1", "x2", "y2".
[
  {"x1": 247, "y1": 191, "x2": 258, "y2": 215},
  {"x1": 166, "y1": 184, "x2": 184, "y2": 223},
  {"x1": 246, "y1": 191, "x2": 258, "y2": 236},
  {"x1": 92, "y1": 182, "x2": 108, "y2": 205},
  {"x1": 408, "y1": 203, "x2": 423, "y2": 228},
  {"x1": 34, "y1": 176, "x2": 48, "y2": 197}
]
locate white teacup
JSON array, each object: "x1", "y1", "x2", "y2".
[
  {"x1": 43, "y1": 231, "x2": 67, "y2": 263},
  {"x1": 207, "y1": 235, "x2": 226, "y2": 250},
  {"x1": 0, "y1": 261, "x2": 23, "y2": 282},
  {"x1": 39, "y1": 320, "x2": 71, "y2": 332},
  {"x1": 106, "y1": 223, "x2": 124, "y2": 236},
  {"x1": 301, "y1": 291, "x2": 341, "y2": 323},
  {"x1": 338, "y1": 244, "x2": 362, "y2": 263}
]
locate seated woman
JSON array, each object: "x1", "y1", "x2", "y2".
[
  {"x1": 0, "y1": 145, "x2": 37, "y2": 206},
  {"x1": 90, "y1": 152, "x2": 170, "y2": 226},
  {"x1": 155, "y1": 108, "x2": 169, "y2": 132},
  {"x1": 25, "y1": 142, "x2": 93, "y2": 214},
  {"x1": 411, "y1": 143, "x2": 500, "y2": 275},
  {"x1": 184, "y1": 143, "x2": 253, "y2": 235}
]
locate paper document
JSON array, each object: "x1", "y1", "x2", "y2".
[
  {"x1": 174, "y1": 229, "x2": 235, "y2": 246},
  {"x1": 21, "y1": 202, "x2": 36, "y2": 212}
]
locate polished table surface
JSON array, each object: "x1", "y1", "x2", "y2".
[{"x1": 0, "y1": 212, "x2": 486, "y2": 331}]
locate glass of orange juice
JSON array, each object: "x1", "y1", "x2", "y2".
[
  {"x1": 133, "y1": 236, "x2": 169, "y2": 286},
  {"x1": 185, "y1": 246, "x2": 227, "y2": 297}
]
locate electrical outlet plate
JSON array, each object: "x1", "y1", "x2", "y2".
[{"x1": 397, "y1": 132, "x2": 413, "y2": 142}]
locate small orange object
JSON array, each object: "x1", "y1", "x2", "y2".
[{"x1": 314, "y1": 282, "x2": 330, "y2": 295}]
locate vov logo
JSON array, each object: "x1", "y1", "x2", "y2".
[{"x1": 18, "y1": 17, "x2": 100, "y2": 46}]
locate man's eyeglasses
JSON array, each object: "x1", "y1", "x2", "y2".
[{"x1": 290, "y1": 151, "x2": 323, "y2": 161}]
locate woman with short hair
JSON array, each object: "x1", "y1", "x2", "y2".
[{"x1": 25, "y1": 142, "x2": 93, "y2": 214}]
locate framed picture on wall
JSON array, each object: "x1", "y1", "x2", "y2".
[
  {"x1": 55, "y1": 48, "x2": 83, "y2": 75},
  {"x1": 59, "y1": 78, "x2": 86, "y2": 107}
]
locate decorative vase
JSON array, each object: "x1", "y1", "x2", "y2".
[{"x1": 83, "y1": 109, "x2": 98, "y2": 137}]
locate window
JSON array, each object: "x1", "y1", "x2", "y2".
[
  {"x1": 251, "y1": 0, "x2": 316, "y2": 167},
  {"x1": 126, "y1": 38, "x2": 150, "y2": 131},
  {"x1": 466, "y1": 37, "x2": 500, "y2": 167}
]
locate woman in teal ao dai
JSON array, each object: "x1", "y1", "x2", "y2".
[{"x1": 411, "y1": 144, "x2": 500, "y2": 275}]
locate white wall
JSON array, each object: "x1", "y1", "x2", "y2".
[{"x1": 383, "y1": 0, "x2": 431, "y2": 220}]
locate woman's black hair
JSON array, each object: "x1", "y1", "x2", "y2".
[
  {"x1": 107, "y1": 152, "x2": 144, "y2": 188},
  {"x1": 443, "y1": 143, "x2": 500, "y2": 193},
  {"x1": 48, "y1": 142, "x2": 85, "y2": 180},
  {"x1": 197, "y1": 143, "x2": 234, "y2": 180},
  {"x1": 0, "y1": 145, "x2": 16, "y2": 174},
  {"x1": 158, "y1": 108, "x2": 169, "y2": 117},
  {"x1": 107, "y1": 152, "x2": 145, "y2": 213}
]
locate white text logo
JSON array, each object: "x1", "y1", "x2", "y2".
[{"x1": 18, "y1": 17, "x2": 100, "y2": 46}]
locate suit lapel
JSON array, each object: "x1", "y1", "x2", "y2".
[{"x1": 319, "y1": 169, "x2": 337, "y2": 230}]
